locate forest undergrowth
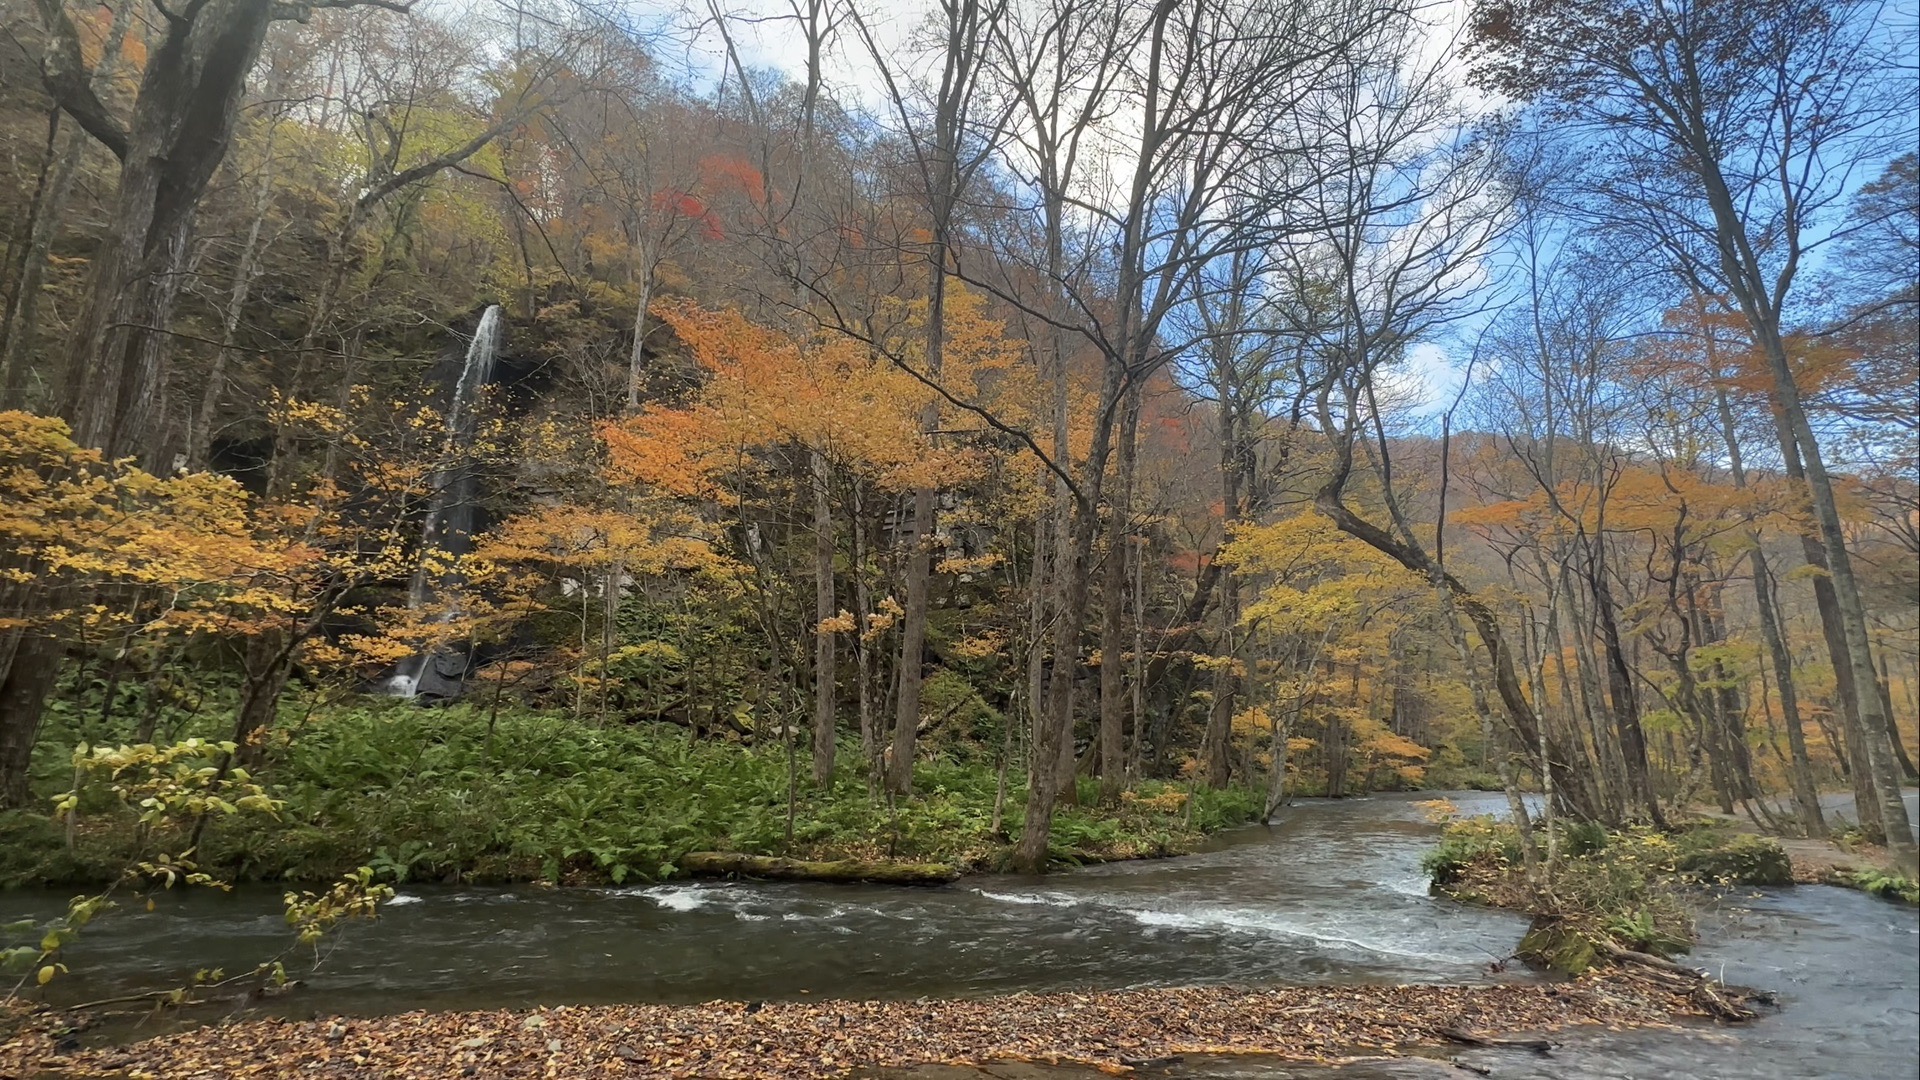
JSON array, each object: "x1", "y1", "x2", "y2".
[{"x1": 0, "y1": 700, "x2": 1262, "y2": 890}]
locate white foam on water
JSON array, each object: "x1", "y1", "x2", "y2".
[
  {"x1": 639, "y1": 886, "x2": 713, "y2": 912},
  {"x1": 384, "y1": 893, "x2": 424, "y2": 906},
  {"x1": 1383, "y1": 873, "x2": 1436, "y2": 898},
  {"x1": 1128, "y1": 906, "x2": 1452, "y2": 963},
  {"x1": 971, "y1": 889, "x2": 1079, "y2": 908}
]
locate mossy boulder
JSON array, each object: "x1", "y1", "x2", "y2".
[
  {"x1": 1675, "y1": 834, "x2": 1792, "y2": 886},
  {"x1": 1520, "y1": 920, "x2": 1598, "y2": 975}
]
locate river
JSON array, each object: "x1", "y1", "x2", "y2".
[{"x1": 6, "y1": 791, "x2": 1916, "y2": 1078}]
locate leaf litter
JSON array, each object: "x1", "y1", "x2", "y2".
[{"x1": 1, "y1": 973, "x2": 1722, "y2": 1079}]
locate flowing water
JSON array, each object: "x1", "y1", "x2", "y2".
[{"x1": 6, "y1": 792, "x2": 1915, "y2": 1078}]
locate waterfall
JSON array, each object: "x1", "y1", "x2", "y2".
[{"x1": 384, "y1": 305, "x2": 505, "y2": 698}]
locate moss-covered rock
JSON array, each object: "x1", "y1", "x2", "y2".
[{"x1": 1519, "y1": 920, "x2": 1598, "y2": 975}]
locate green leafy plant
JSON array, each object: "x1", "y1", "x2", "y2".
[{"x1": 1849, "y1": 868, "x2": 1920, "y2": 905}]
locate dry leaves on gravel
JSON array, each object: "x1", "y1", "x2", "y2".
[{"x1": 1, "y1": 977, "x2": 1705, "y2": 1080}]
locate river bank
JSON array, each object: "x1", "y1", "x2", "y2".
[{"x1": 1, "y1": 978, "x2": 1701, "y2": 1079}]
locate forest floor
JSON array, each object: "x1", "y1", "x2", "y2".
[{"x1": 0, "y1": 976, "x2": 1725, "y2": 1080}]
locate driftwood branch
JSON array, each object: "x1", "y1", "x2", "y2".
[{"x1": 1597, "y1": 941, "x2": 1765, "y2": 1022}]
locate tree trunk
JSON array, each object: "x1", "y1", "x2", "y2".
[
  {"x1": 1711, "y1": 374, "x2": 1825, "y2": 835},
  {"x1": 1764, "y1": 412, "x2": 1883, "y2": 840},
  {"x1": 1751, "y1": 577, "x2": 1824, "y2": 837},
  {"x1": 1264, "y1": 706, "x2": 1290, "y2": 821},
  {"x1": 811, "y1": 451, "x2": 837, "y2": 786},
  {"x1": 0, "y1": 632, "x2": 63, "y2": 809},
  {"x1": 2, "y1": 1, "x2": 136, "y2": 406},
  {"x1": 188, "y1": 123, "x2": 279, "y2": 470},
  {"x1": 0, "y1": 110, "x2": 76, "y2": 406},
  {"x1": 1016, "y1": 490, "x2": 1098, "y2": 870},
  {"x1": 1097, "y1": 388, "x2": 1139, "y2": 805},
  {"x1": 53, "y1": 1, "x2": 279, "y2": 462},
  {"x1": 888, "y1": 485, "x2": 934, "y2": 795},
  {"x1": 1585, "y1": 543, "x2": 1664, "y2": 826},
  {"x1": 1693, "y1": 149, "x2": 1916, "y2": 870},
  {"x1": 233, "y1": 631, "x2": 295, "y2": 769},
  {"x1": 1015, "y1": 356, "x2": 1125, "y2": 872},
  {"x1": 1876, "y1": 647, "x2": 1918, "y2": 782},
  {"x1": 1024, "y1": 499, "x2": 1051, "y2": 800},
  {"x1": 624, "y1": 240, "x2": 656, "y2": 410},
  {"x1": 853, "y1": 483, "x2": 879, "y2": 788}
]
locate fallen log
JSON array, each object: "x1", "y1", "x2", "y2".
[
  {"x1": 1596, "y1": 941, "x2": 1762, "y2": 1022},
  {"x1": 679, "y1": 851, "x2": 961, "y2": 885},
  {"x1": 1596, "y1": 942, "x2": 1706, "y2": 980},
  {"x1": 1434, "y1": 1026, "x2": 1553, "y2": 1053}
]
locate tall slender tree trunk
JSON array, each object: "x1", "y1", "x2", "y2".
[
  {"x1": 1018, "y1": 487, "x2": 1099, "y2": 869},
  {"x1": 1025, "y1": 501, "x2": 1052, "y2": 798},
  {"x1": 189, "y1": 126, "x2": 279, "y2": 470},
  {"x1": 1264, "y1": 705, "x2": 1290, "y2": 820},
  {"x1": 1695, "y1": 160, "x2": 1916, "y2": 870},
  {"x1": 1707, "y1": 369, "x2": 1825, "y2": 835},
  {"x1": 811, "y1": 451, "x2": 837, "y2": 786},
  {"x1": 889, "y1": 481, "x2": 934, "y2": 795},
  {"x1": 1128, "y1": 533, "x2": 1147, "y2": 783},
  {"x1": 1043, "y1": 326, "x2": 1078, "y2": 808},
  {"x1": 624, "y1": 240, "x2": 657, "y2": 410},
  {"x1": 1761, "y1": 380, "x2": 1914, "y2": 866},
  {"x1": 0, "y1": 110, "x2": 72, "y2": 406},
  {"x1": 1097, "y1": 388, "x2": 1139, "y2": 805},
  {"x1": 1876, "y1": 647, "x2": 1918, "y2": 782},
  {"x1": 1015, "y1": 360, "x2": 1124, "y2": 872},
  {"x1": 1204, "y1": 378, "x2": 1244, "y2": 790},
  {"x1": 1586, "y1": 542, "x2": 1664, "y2": 826},
  {"x1": 1754, "y1": 555, "x2": 1825, "y2": 835},
  {"x1": 853, "y1": 483, "x2": 879, "y2": 788}
]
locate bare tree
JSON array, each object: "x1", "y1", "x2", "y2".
[
  {"x1": 979, "y1": 0, "x2": 1387, "y2": 869},
  {"x1": 1468, "y1": 0, "x2": 1916, "y2": 867}
]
